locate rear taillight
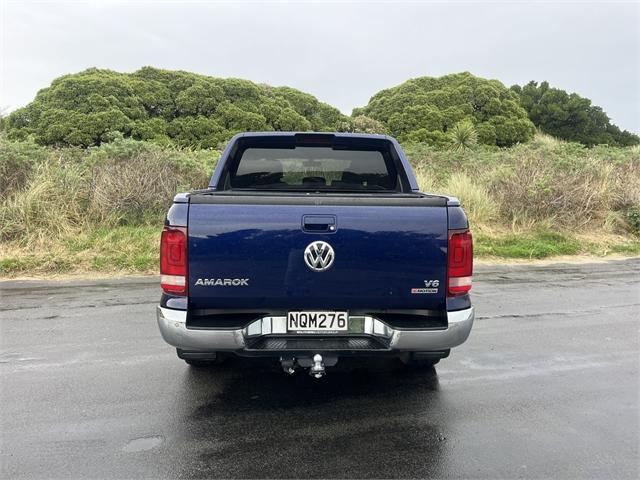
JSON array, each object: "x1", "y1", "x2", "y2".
[
  {"x1": 160, "y1": 226, "x2": 187, "y2": 295},
  {"x1": 447, "y1": 229, "x2": 473, "y2": 296}
]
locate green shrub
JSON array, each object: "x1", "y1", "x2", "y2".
[
  {"x1": 512, "y1": 81, "x2": 639, "y2": 147},
  {"x1": 625, "y1": 207, "x2": 640, "y2": 234},
  {"x1": 354, "y1": 72, "x2": 535, "y2": 147},
  {"x1": 337, "y1": 115, "x2": 388, "y2": 134},
  {"x1": 4, "y1": 67, "x2": 346, "y2": 148}
]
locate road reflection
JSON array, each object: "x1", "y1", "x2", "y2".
[{"x1": 170, "y1": 357, "x2": 448, "y2": 478}]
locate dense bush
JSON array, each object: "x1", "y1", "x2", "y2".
[
  {"x1": 626, "y1": 207, "x2": 640, "y2": 234},
  {"x1": 336, "y1": 115, "x2": 388, "y2": 135},
  {"x1": 353, "y1": 72, "x2": 536, "y2": 147},
  {"x1": 3, "y1": 67, "x2": 346, "y2": 148},
  {"x1": 511, "y1": 81, "x2": 639, "y2": 147}
]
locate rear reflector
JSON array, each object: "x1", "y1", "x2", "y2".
[
  {"x1": 160, "y1": 226, "x2": 187, "y2": 295},
  {"x1": 160, "y1": 274, "x2": 185, "y2": 287},
  {"x1": 448, "y1": 229, "x2": 473, "y2": 296}
]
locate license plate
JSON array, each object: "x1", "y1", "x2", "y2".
[{"x1": 287, "y1": 311, "x2": 348, "y2": 332}]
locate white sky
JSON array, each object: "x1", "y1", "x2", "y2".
[{"x1": 1, "y1": 0, "x2": 639, "y2": 132}]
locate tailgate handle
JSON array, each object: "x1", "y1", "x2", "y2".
[{"x1": 302, "y1": 215, "x2": 337, "y2": 233}]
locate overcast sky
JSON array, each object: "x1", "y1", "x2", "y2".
[{"x1": 1, "y1": 0, "x2": 639, "y2": 132}]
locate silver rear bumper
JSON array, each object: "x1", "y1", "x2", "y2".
[{"x1": 157, "y1": 306, "x2": 474, "y2": 352}]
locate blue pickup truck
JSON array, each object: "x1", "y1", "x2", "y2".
[{"x1": 156, "y1": 132, "x2": 474, "y2": 377}]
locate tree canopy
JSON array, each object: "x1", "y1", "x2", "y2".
[
  {"x1": 511, "y1": 81, "x2": 639, "y2": 147},
  {"x1": 4, "y1": 67, "x2": 346, "y2": 148},
  {"x1": 352, "y1": 72, "x2": 536, "y2": 147},
  {"x1": 4, "y1": 68, "x2": 637, "y2": 150}
]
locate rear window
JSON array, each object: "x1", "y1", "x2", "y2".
[{"x1": 227, "y1": 147, "x2": 399, "y2": 192}]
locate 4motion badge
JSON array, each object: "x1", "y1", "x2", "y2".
[{"x1": 411, "y1": 279, "x2": 440, "y2": 294}]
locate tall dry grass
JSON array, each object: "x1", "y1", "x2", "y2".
[
  {"x1": 0, "y1": 137, "x2": 215, "y2": 247},
  {"x1": 444, "y1": 173, "x2": 497, "y2": 225},
  {"x1": 407, "y1": 135, "x2": 640, "y2": 234},
  {"x1": 0, "y1": 161, "x2": 89, "y2": 244},
  {"x1": 89, "y1": 149, "x2": 210, "y2": 220}
]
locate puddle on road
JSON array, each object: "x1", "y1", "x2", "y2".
[{"x1": 123, "y1": 435, "x2": 164, "y2": 453}]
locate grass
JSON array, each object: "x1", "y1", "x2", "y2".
[
  {"x1": 607, "y1": 242, "x2": 640, "y2": 255},
  {"x1": 475, "y1": 230, "x2": 640, "y2": 259},
  {"x1": 0, "y1": 225, "x2": 160, "y2": 276},
  {"x1": 475, "y1": 231, "x2": 582, "y2": 258}
]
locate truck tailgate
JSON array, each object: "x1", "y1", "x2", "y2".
[{"x1": 187, "y1": 195, "x2": 448, "y2": 316}]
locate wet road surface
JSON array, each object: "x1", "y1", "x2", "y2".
[{"x1": 1, "y1": 259, "x2": 639, "y2": 478}]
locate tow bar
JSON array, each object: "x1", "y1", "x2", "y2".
[{"x1": 280, "y1": 354, "x2": 337, "y2": 378}]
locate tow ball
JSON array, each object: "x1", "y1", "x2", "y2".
[
  {"x1": 309, "y1": 354, "x2": 326, "y2": 378},
  {"x1": 280, "y1": 354, "x2": 335, "y2": 378}
]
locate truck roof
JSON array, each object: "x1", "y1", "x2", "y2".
[{"x1": 231, "y1": 131, "x2": 395, "y2": 141}]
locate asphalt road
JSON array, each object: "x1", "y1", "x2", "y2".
[{"x1": 1, "y1": 259, "x2": 639, "y2": 479}]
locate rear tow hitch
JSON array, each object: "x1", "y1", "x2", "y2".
[{"x1": 280, "y1": 354, "x2": 337, "y2": 378}]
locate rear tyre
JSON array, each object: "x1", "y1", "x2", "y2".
[
  {"x1": 405, "y1": 358, "x2": 440, "y2": 369},
  {"x1": 177, "y1": 349, "x2": 229, "y2": 367},
  {"x1": 184, "y1": 358, "x2": 221, "y2": 367},
  {"x1": 401, "y1": 350, "x2": 449, "y2": 370}
]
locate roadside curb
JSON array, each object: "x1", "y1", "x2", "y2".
[
  {"x1": 0, "y1": 275, "x2": 158, "y2": 289},
  {"x1": 1, "y1": 257, "x2": 637, "y2": 287}
]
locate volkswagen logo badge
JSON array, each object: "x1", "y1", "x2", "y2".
[{"x1": 304, "y1": 241, "x2": 335, "y2": 272}]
